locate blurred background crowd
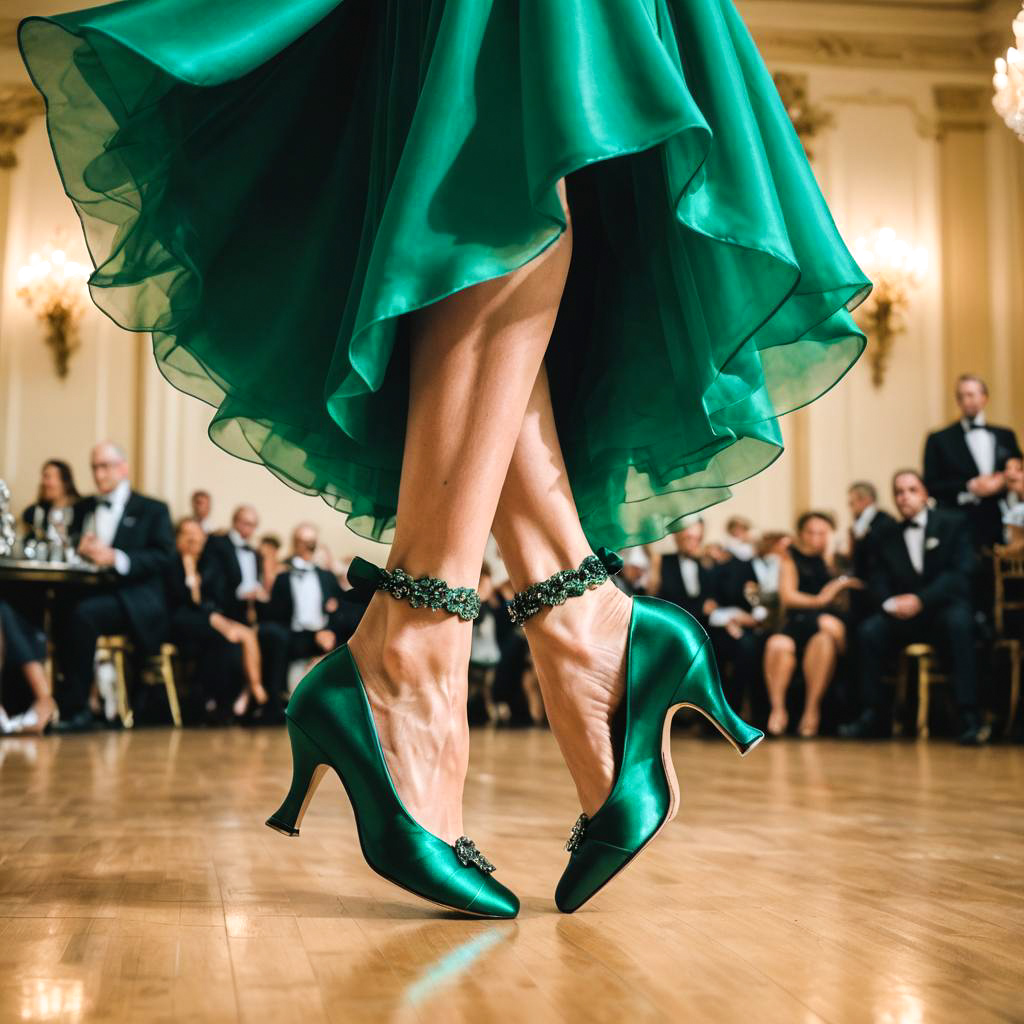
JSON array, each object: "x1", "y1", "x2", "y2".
[{"x1": 1, "y1": 373, "x2": 1022, "y2": 746}]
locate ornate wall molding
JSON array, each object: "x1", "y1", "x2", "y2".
[
  {"x1": 0, "y1": 83, "x2": 44, "y2": 170},
  {"x1": 753, "y1": 28, "x2": 994, "y2": 73},
  {"x1": 819, "y1": 91, "x2": 941, "y2": 140},
  {"x1": 933, "y1": 83, "x2": 996, "y2": 134}
]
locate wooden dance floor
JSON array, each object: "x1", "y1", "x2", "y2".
[{"x1": 1, "y1": 727, "x2": 1021, "y2": 1023}]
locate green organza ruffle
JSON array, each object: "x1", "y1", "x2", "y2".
[{"x1": 19, "y1": 0, "x2": 870, "y2": 549}]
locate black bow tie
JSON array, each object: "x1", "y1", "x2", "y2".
[
  {"x1": 964, "y1": 419, "x2": 985, "y2": 432},
  {"x1": 902, "y1": 519, "x2": 924, "y2": 532},
  {"x1": 97, "y1": 498, "x2": 113, "y2": 509},
  {"x1": 292, "y1": 564, "x2": 314, "y2": 574}
]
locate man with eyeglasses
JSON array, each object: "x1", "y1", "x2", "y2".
[{"x1": 56, "y1": 441, "x2": 174, "y2": 732}]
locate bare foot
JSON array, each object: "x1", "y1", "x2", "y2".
[
  {"x1": 798, "y1": 709, "x2": 820, "y2": 738},
  {"x1": 767, "y1": 707, "x2": 789, "y2": 736},
  {"x1": 524, "y1": 584, "x2": 632, "y2": 817},
  {"x1": 348, "y1": 594, "x2": 472, "y2": 844}
]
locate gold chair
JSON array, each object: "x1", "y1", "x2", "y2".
[
  {"x1": 95, "y1": 635, "x2": 134, "y2": 728},
  {"x1": 95, "y1": 637, "x2": 183, "y2": 728},
  {"x1": 896, "y1": 643, "x2": 948, "y2": 739},
  {"x1": 993, "y1": 553, "x2": 1024, "y2": 736}
]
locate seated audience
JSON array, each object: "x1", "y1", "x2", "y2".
[
  {"x1": 202, "y1": 505, "x2": 288, "y2": 713},
  {"x1": 923, "y1": 374, "x2": 1021, "y2": 554},
  {"x1": 652, "y1": 518, "x2": 719, "y2": 628},
  {"x1": 723, "y1": 516, "x2": 755, "y2": 562},
  {"x1": 468, "y1": 563, "x2": 503, "y2": 725},
  {"x1": 997, "y1": 457, "x2": 1024, "y2": 555},
  {"x1": 0, "y1": 601, "x2": 56, "y2": 734},
  {"x1": 56, "y1": 442, "x2": 174, "y2": 732},
  {"x1": 266, "y1": 523, "x2": 350, "y2": 664},
  {"x1": 190, "y1": 489, "x2": 213, "y2": 533},
  {"x1": 259, "y1": 533, "x2": 284, "y2": 592},
  {"x1": 165, "y1": 519, "x2": 268, "y2": 722},
  {"x1": 615, "y1": 545, "x2": 652, "y2": 596},
  {"x1": 21, "y1": 459, "x2": 80, "y2": 546},
  {"x1": 841, "y1": 470, "x2": 987, "y2": 745},
  {"x1": 707, "y1": 548, "x2": 773, "y2": 723},
  {"x1": 846, "y1": 481, "x2": 894, "y2": 579},
  {"x1": 763, "y1": 511, "x2": 863, "y2": 737}
]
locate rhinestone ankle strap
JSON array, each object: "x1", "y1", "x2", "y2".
[
  {"x1": 507, "y1": 548, "x2": 623, "y2": 625},
  {"x1": 348, "y1": 557, "x2": 481, "y2": 621}
]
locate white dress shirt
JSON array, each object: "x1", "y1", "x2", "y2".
[
  {"x1": 288, "y1": 557, "x2": 328, "y2": 632},
  {"x1": 900, "y1": 509, "x2": 928, "y2": 575},
  {"x1": 92, "y1": 479, "x2": 132, "y2": 576},
  {"x1": 679, "y1": 556, "x2": 701, "y2": 598},
  {"x1": 958, "y1": 413, "x2": 996, "y2": 506},
  {"x1": 229, "y1": 528, "x2": 260, "y2": 599},
  {"x1": 851, "y1": 503, "x2": 879, "y2": 540},
  {"x1": 723, "y1": 537, "x2": 755, "y2": 562}
]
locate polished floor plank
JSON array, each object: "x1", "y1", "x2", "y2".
[{"x1": 1, "y1": 727, "x2": 1022, "y2": 1023}]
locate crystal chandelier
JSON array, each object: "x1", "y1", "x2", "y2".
[
  {"x1": 851, "y1": 227, "x2": 929, "y2": 388},
  {"x1": 993, "y1": 3, "x2": 1024, "y2": 141},
  {"x1": 15, "y1": 234, "x2": 91, "y2": 378}
]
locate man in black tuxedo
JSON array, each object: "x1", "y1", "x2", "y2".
[
  {"x1": 654, "y1": 518, "x2": 719, "y2": 629},
  {"x1": 57, "y1": 442, "x2": 174, "y2": 731},
  {"x1": 840, "y1": 470, "x2": 987, "y2": 745},
  {"x1": 201, "y1": 504, "x2": 288, "y2": 713},
  {"x1": 923, "y1": 374, "x2": 1021, "y2": 552},
  {"x1": 265, "y1": 523, "x2": 355, "y2": 661},
  {"x1": 846, "y1": 481, "x2": 895, "y2": 580},
  {"x1": 706, "y1": 554, "x2": 770, "y2": 722}
]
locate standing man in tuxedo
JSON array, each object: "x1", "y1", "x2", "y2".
[
  {"x1": 266, "y1": 523, "x2": 355, "y2": 662},
  {"x1": 57, "y1": 442, "x2": 174, "y2": 732},
  {"x1": 923, "y1": 374, "x2": 1021, "y2": 552},
  {"x1": 651, "y1": 518, "x2": 719, "y2": 629},
  {"x1": 201, "y1": 505, "x2": 288, "y2": 714},
  {"x1": 840, "y1": 470, "x2": 987, "y2": 745}
]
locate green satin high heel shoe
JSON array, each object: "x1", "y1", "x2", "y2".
[
  {"x1": 553, "y1": 595, "x2": 763, "y2": 913},
  {"x1": 266, "y1": 559, "x2": 519, "y2": 920}
]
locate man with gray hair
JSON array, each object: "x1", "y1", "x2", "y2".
[{"x1": 56, "y1": 442, "x2": 174, "y2": 731}]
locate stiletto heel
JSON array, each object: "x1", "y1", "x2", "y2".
[
  {"x1": 673, "y1": 639, "x2": 764, "y2": 756},
  {"x1": 266, "y1": 719, "x2": 330, "y2": 837},
  {"x1": 555, "y1": 595, "x2": 764, "y2": 913},
  {"x1": 264, "y1": 557, "x2": 519, "y2": 919}
]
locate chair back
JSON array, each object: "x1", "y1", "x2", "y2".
[{"x1": 993, "y1": 554, "x2": 1024, "y2": 638}]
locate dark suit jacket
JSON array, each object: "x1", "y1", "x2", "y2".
[
  {"x1": 164, "y1": 553, "x2": 231, "y2": 626},
  {"x1": 867, "y1": 507, "x2": 975, "y2": 614},
  {"x1": 658, "y1": 553, "x2": 717, "y2": 625},
  {"x1": 73, "y1": 492, "x2": 174, "y2": 651},
  {"x1": 851, "y1": 508, "x2": 896, "y2": 580},
  {"x1": 266, "y1": 562, "x2": 347, "y2": 635},
  {"x1": 200, "y1": 532, "x2": 260, "y2": 623},
  {"x1": 923, "y1": 421, "x2": 1021, "y2": 548}
]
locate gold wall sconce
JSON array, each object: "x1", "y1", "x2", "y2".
[
  {"x1": 993, "y1": 4, "x2": 1024, "y2": 141},
  {"x1": 852, "y1": 227, "x2": 929, "y2": 388},
  {"x1": 15, "y1": 236, "x2": 90, "y2": 379}
]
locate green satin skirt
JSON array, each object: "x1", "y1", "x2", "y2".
[{"x1": 19, "y1": 0, "x2": 870, "y2": 549}]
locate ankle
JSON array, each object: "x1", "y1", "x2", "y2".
[{"x1": 525, "y1": 583, "x2": 631, "y2": 653}]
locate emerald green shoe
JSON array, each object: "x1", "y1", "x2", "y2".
[
  {"x1": 266, "y1": 645, "x2": 519, "y2": 919},
  {"x1": 554, "y1": 596, "x2": 763, "y2": 914}
]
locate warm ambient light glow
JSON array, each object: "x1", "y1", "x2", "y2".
[
  {"x1": 851, "y1": 227, "x2": 929, "y2": 389},
  {"x1": 15, "y1": 236, "x2": 91, "y2": 379},
  {"x1": 993, "y1": 3, "x2": 1024, "y2": 140}
]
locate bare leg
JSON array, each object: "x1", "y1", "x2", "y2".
[
  {"x1": 348, "y1": 183, "x2": 573, "y2": 843},
  {"x1": 491, "y1": 366, "x2": 632, "y2": 816},
  {"x1": 232, "y1": 627, "x2": 268, "y2": 716},
  {"x1": 764, "y1": 633, "x2": 796, "y2": 736},
  {"x1": 798, "y1": 615, "x2": 844, "y2": 737}
]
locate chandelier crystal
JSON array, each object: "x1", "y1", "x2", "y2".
[{"x1": 993, "y1": 4, "x2": 1024, "y2": 141}]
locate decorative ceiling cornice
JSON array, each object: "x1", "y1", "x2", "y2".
[{"x1": 0, "y1": 82, "x2": 42, "y2": 169}]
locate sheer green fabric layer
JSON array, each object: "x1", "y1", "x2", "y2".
[{"x1": 19, "y1": 0, "x2": 870, "y2": 548}]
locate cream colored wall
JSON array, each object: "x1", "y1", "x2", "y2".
[{"x1": 1, "y1": 3, "x2": 1022, "y2": 562}]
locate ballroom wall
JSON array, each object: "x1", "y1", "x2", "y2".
[{"x1": 0, "y1": 0, "x2": 1022, "y2": 558}]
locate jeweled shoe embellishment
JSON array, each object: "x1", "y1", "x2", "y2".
[
  {"x1": 566, "y1": 813, "x2": 589, "y2": 853},
  {"x1": 454, "y1": 836, "x2": 496, "y2": 873}
]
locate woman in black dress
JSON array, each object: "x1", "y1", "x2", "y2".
[
  {"x1": 764, "y1": 512, "x2": 863, "y2": 737},
  {"x1": 165, "y1": 519, "x2": 268, "y2": 721}
]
